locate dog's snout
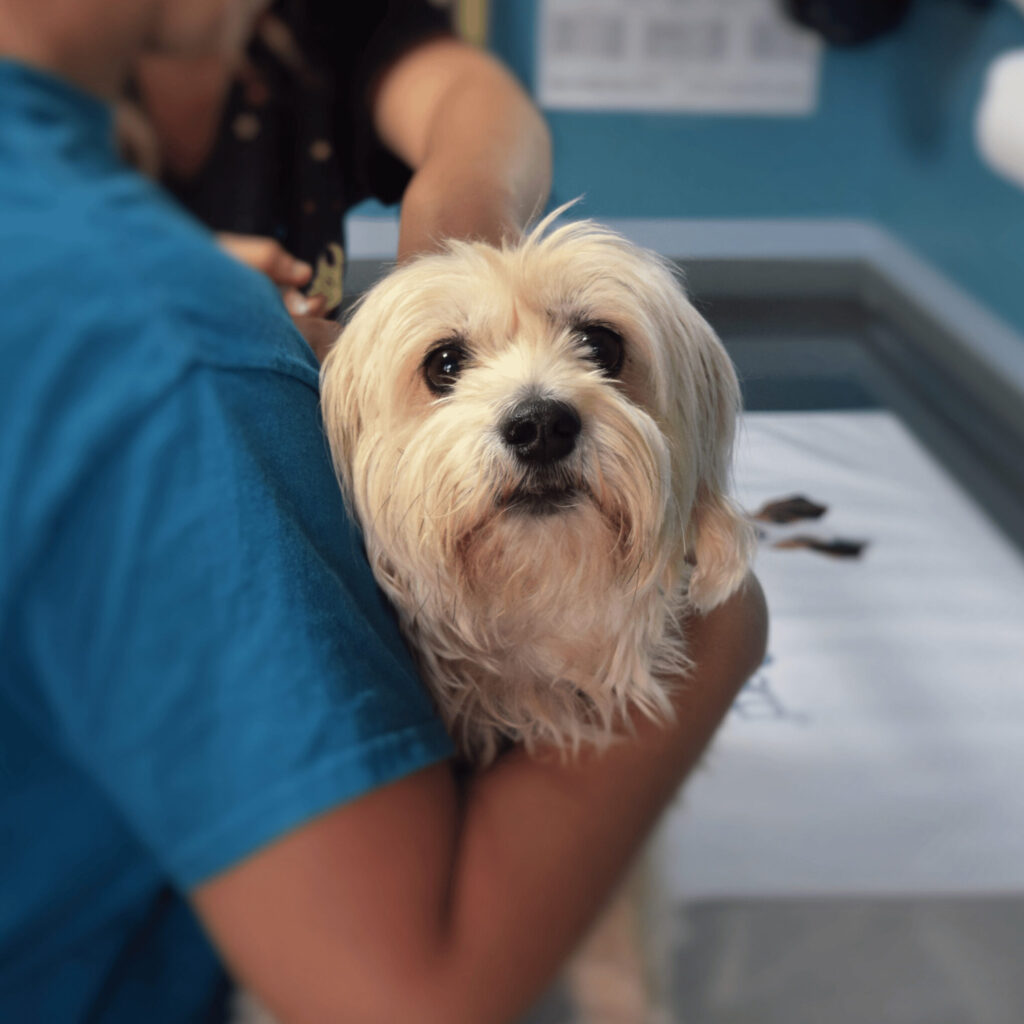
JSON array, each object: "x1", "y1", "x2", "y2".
[{"x1": 501, "y1": 398, "x2": 581, "y2": 465}]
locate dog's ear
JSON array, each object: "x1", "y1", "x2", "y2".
[
  {"x1": 668, "y1": 299, "x2": 755, "y2": 612},
  {"x1": 687, "y1": 482, "x2": 754, "y2": 612}
]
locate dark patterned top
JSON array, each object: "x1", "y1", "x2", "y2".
[{"x1": 165, "y1": 0, "x2": 452, "y2": 313}]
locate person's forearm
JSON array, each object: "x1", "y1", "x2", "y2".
[
  {"x1": 193, "y1": 579, "x2": 766, "y2": 1024},
  {"x1": 395, "y1": 83, "x2": 551, "y2": 261},
  {"x1": 373, "y1": 38, "x2": 552, "y2": 261},
  {"x1": 376, "y1": 579, "x2": 768, "y2": 1024},
  {"x1": 323, "y1": 581, "x2": 765, "y2": 1019}
]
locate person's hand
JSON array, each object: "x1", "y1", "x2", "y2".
[{"x1": 216, "y1": 233, "x2": 328, "y2": 319}]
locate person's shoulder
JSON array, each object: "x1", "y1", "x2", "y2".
[
  {"x1": 0, "y1": 166, "x2": 324, "y2": 563},
  {"x1": 118, "y1": 187, "x2": 320, "y2": 381},
  {"x1": 4, "y1": 159, "x2": 319, "y2": 387}
]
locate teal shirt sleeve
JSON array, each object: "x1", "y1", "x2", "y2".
[{"x1": 24, "y1": 333, "x2": 453, "y2": 887}]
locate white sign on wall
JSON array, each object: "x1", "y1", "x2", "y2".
[{"x1": 537, "y1": 0, "x2": 822, "y2": 115}]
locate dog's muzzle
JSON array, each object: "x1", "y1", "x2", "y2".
[
  {"x1": 498, "y1": 397, "x2": 587, "y2": 516},
  {"x1": 500, "y1": 397, "x2": 581, "y2": 466}
]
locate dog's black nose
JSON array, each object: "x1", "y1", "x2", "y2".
[{"x1": 501, "y1": 398, "x2": 581, "y2": 465}]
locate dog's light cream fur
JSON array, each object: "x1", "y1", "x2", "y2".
[{"x1": 320, "y1": 213, "x2": 752, "y2": 766}]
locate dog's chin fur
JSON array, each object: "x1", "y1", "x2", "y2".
[
  {"x1": 321, "y1": 212, "x2": 754, "y2": 766},
  {"x1": 376, "y1": 493, "x2": 691, "y2": 765}
]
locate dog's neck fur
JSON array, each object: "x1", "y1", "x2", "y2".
[{"x1": 368, "y1": 500, "x2": 691, "y2": 764}]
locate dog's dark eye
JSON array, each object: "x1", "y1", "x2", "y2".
[
  {"x1": 423, "y1": 341, "x2": 468, "y2": 395},
  {"x1": 576, "y1": 324, "x2": 625, "y2": 378}
]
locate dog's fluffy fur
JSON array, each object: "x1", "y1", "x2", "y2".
[{"x1": 320, "y1": 214, "x2": 752, "y2": 766}]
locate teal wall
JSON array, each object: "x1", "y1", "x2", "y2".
[{"x1": 488, "y1": 1, "x2": 1024, "y2": 333}]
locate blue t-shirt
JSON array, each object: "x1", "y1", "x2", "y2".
[{"x1": 0, "y1": 62, "x2": 453, "y2": 1022}]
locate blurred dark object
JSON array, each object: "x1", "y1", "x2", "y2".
[
  {"x1": 784, "y1": 0, "x2": 914, "y2": 46},
  {"x1": 784, "y1": 0, "x2": 996, "y2": 47},
  {"x1": 752, "y1": 495, "x2": 828, "y2": 524},
  {"x1": 773, "y1": 536, "x2": 868, "y2": 558}
]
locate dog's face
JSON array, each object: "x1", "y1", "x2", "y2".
[
  {"x1": 323, "y1": 220, "x2": 748, "y2": 651},
  {"x1": 321, "y1": 220, "x2": 752, "y2": 757}
]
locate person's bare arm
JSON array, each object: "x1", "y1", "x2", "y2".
[
  {"x1": 372, "y1": 36, "x2": 553, "y2": 262},
  {"x1": 192, "y1": 576, "x2": 767, "y2": 1024}
]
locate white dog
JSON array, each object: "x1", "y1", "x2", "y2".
[{"x1": 319, "y1": 213, "x2": 752, "y2": 1020}]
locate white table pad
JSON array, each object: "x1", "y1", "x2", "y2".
[{"x1": 659, "y1": 410, "x2": 1024, "y2": 898}]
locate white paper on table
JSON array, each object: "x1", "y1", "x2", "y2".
[{"x1": 656, "y1": 410, "x2": 1024, "y2": 899}]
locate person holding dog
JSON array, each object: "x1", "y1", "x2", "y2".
[{"x1": 0, "y1": 1, "x2": 769, "y2": 1022}]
